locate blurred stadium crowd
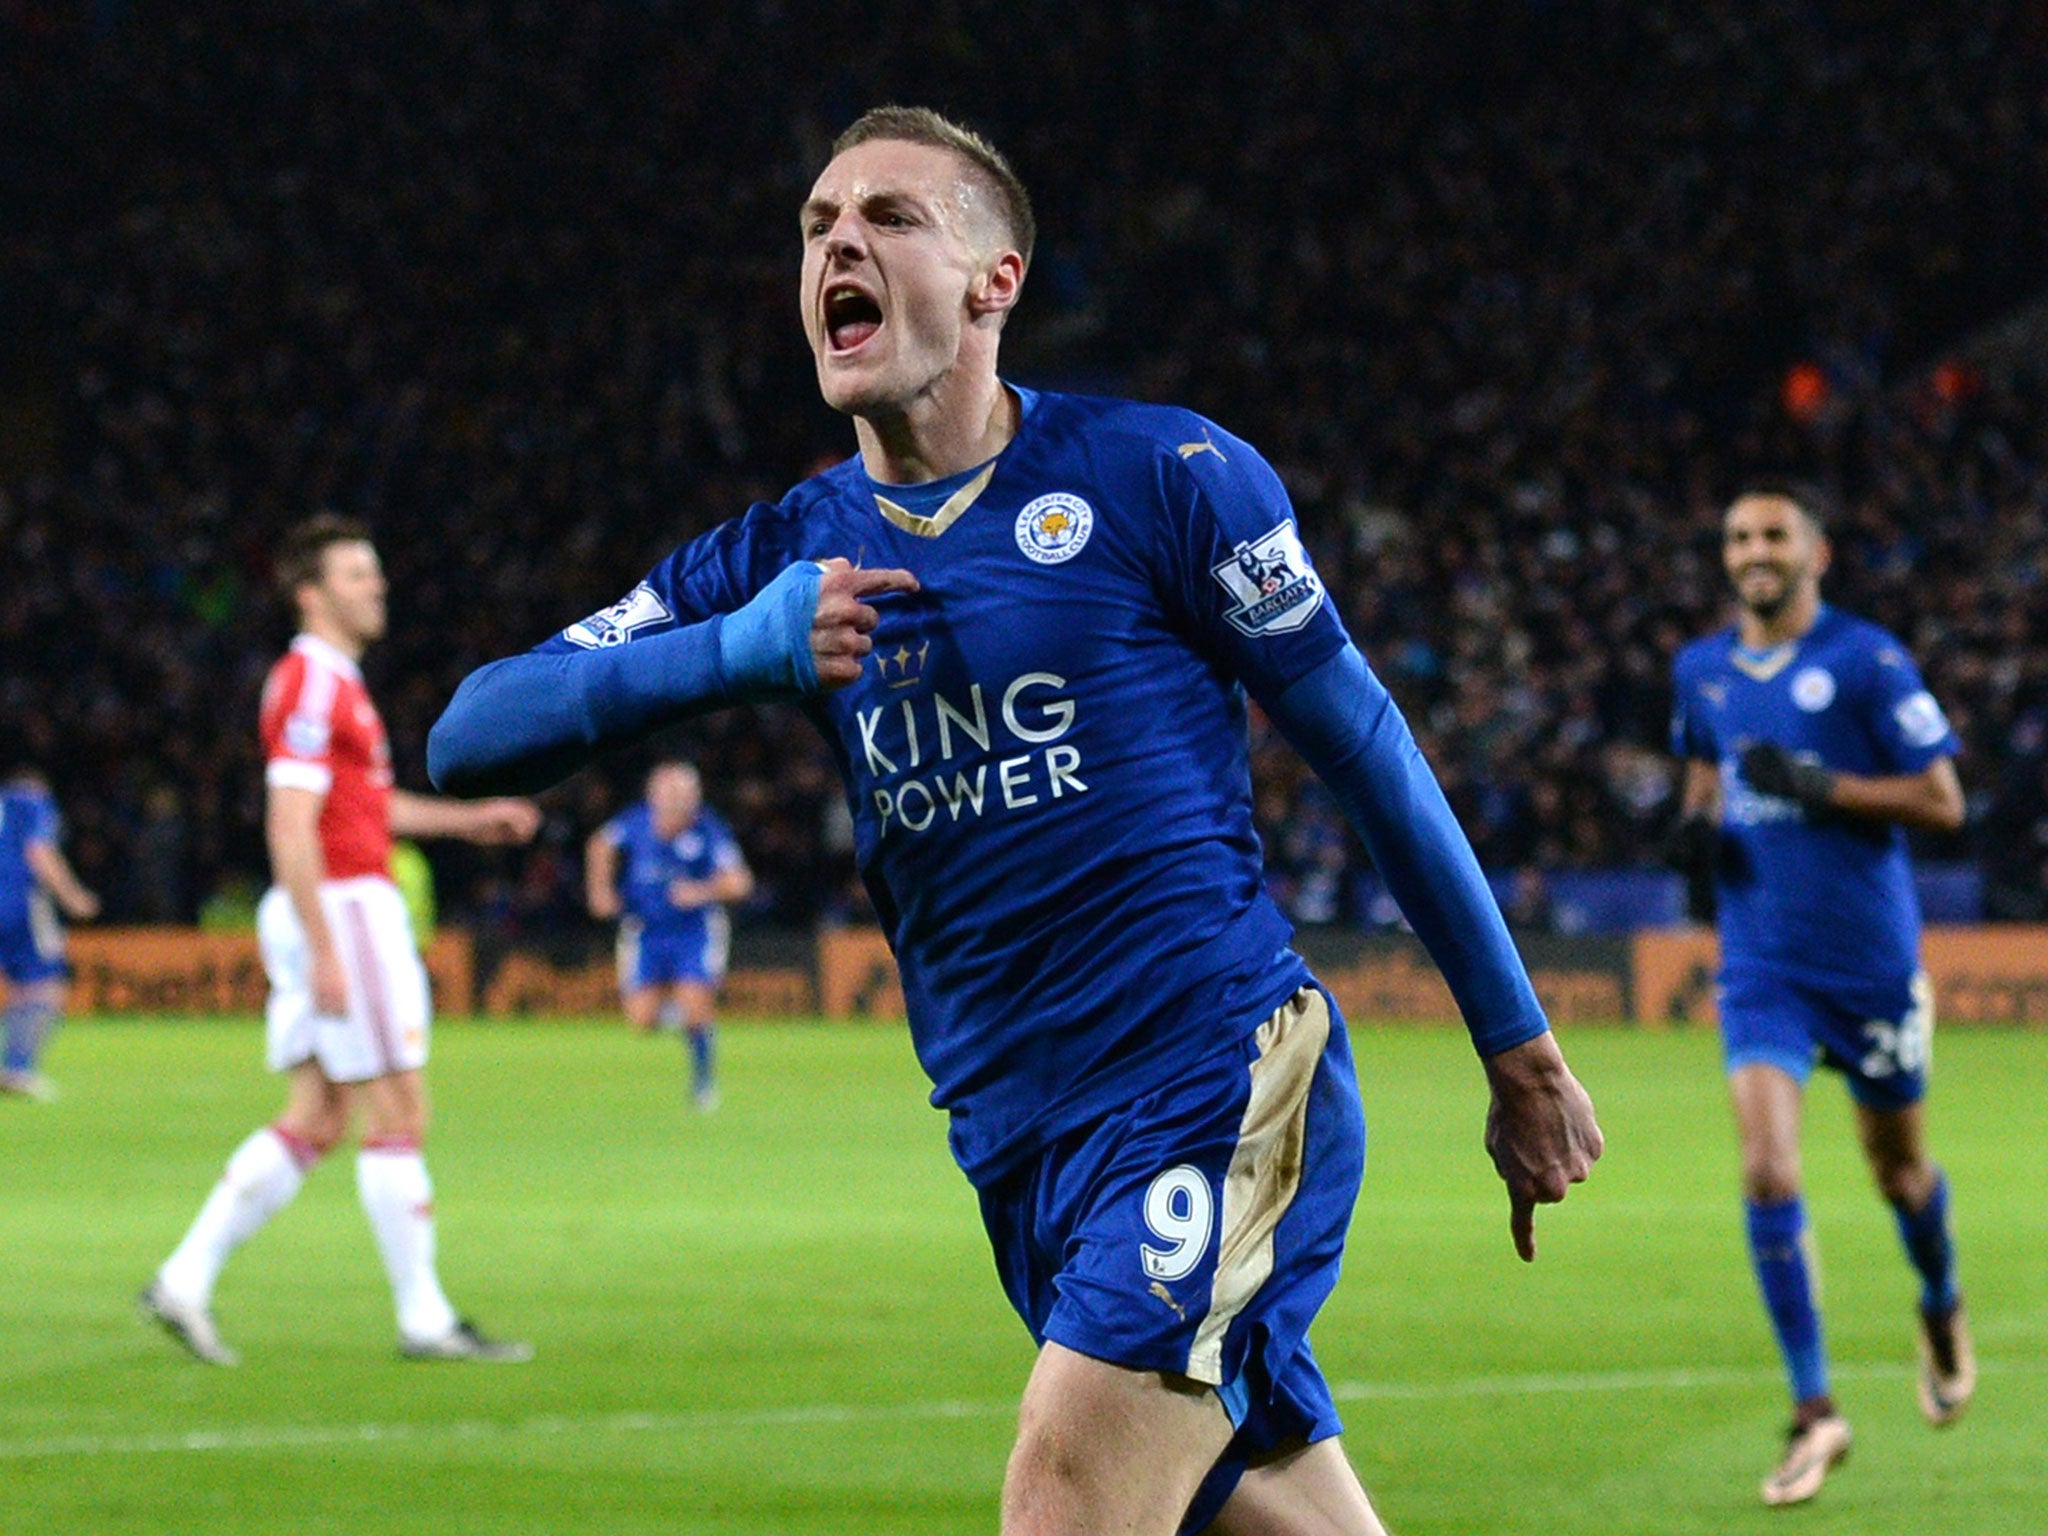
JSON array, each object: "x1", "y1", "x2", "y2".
[{"x1": 4, "y1": 0, "x2": 2046, "y2": 934}]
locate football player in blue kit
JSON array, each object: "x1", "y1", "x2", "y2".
[
  {"x1": 0, "y1": 766, "x2": 101, "y2": 1100},
  {"x1": 585, "y1": 759, "x2": 754, "y2": 1109},
  {"x1": 431, "y1": 106, "x2": 1602, "y2": 1535},
  {"x1": 1671, "y1": 489, "x2": 1971, "y2": 1507}
]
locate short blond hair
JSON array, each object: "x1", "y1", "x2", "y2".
[{"x1": 832, "y1": 105, "x2": 1035, "y2": 267}]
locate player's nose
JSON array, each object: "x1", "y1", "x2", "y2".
[{"x1": 822, "y1": 216, "x2": 870, "y2": 264}]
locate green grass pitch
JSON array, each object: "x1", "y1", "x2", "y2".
[{"x1": 2, "y1": 1017, "x2": 2043, "y2": 1534}]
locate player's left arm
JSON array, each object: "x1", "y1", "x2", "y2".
[
  {"x1": 1264, "y1": 644, "x2": 1603, "y2": 1260},
  {"x1": 668, "y1": 828, "x2": 754, "y2": 910},
  {"x1": 1808, "y1": 756, "x2": 1963, "y2": 832},
  {"x1": 1160, "y1": 425, "x2": 1599, "y2": 1256},
  {"x1": 24, "y1": 838, "x2": 100, "y2": 922},
  {"x1": 1738, "y1": 650, "x2": 1964, "y2": 831},
  {"x1": 585, "y1": 825, "x2": 624, "y2": 920},
  {"x1": 389, "y1": 789, "x2": 543, "y2": 846}
]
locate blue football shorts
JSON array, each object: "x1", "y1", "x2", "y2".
[
  {"x1": 977, "y1": 982, "x2": 1367, "y2": 1534},
  {"x1": 616, "y1": 913, "x2": 729, "y2": 991},
  {"x1": 1718, "y1": 966, "x2": 1932, "y2": 1110},
  {"x1": 0, "y1": 896, "x2": 68, "y2": 985}
]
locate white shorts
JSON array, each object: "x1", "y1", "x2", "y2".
[{"x1": 259, "y1": 876, "x2": 431, "y2": 1082}]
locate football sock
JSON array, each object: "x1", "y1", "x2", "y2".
[
  {"x1": 356, "y1": 1141, "x2": 459, "y2": 1343},
  {"x1": 687, "y1": 1024, "x2": 715, "y2": 1092},
  {"x1": 1747, "y1": 1196, "x2": 1829, "y2": 1406},
  {"x1": 158, "y1": 1126, "x2": 312, "y2": 1307},
  {"x1": 2, "y1": 997, "x2": 58, "y2": 1074},
  {"x1": 1891, "y1": 1168, "x2": 1959, "y2": 1314}
]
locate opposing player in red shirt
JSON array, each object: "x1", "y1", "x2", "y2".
[{"x1": 143, "y1": 515, "x2": 541, "y2": 1365}]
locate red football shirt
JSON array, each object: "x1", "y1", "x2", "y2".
[{"x1": 260, "y1": 634, "x2": 394, "y2": 881}]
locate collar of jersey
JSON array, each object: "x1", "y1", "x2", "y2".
[
  {"x1": 1730, "y1": 604, "x2": 1827, "y2": 680},
  {"x1": 292, "y1": 631, "x2": 363, "y2": 682},
  {"x1": 864, "y1": 384, "x2": 1038, "y2": 538}
]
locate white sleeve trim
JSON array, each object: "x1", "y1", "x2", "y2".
[{"x1": 267, "y1": 760, "x2": 334, "y2": 793}]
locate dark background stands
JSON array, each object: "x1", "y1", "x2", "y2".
[{"x1": 4, "y1": 0, "x2": 2045, "y2": 935}]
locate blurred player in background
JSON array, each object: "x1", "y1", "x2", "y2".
[
  {"x1": 1671, "y1": 489, "x2": 1971, "y2": 1506},
  {"x1": 0, "y1": 766, "x2": 100, "y2": 1100},
  {"x1": 585, "y1": 759, "x2": 753, "y2": 1110},
  {"x1": 430, "y1": 107, "x2": 1601, "y2": 1535},
  {"x1": 141, "y1": 514, "x2": 542, "y2": 1366}
]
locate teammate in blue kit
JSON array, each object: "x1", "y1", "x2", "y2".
[
  {"x1": 585, "y1": 760, "x2": 754, "y2": 1109},
  {"x1": 431, "y1": 106, "x2": 1602, "y2": 1535},
  {"x1": 1671, "y1": 489, "x2": 1972, "y2": 1507},
  {"x1": 1, "y1": 767, "x2": 101, "y2": 1101}
]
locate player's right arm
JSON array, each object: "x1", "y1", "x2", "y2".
[
  {"x1": 267, "y1": 784, "x2": 347, "y2": 1016},
  {"x1": 584, "y1": 826, "x2": 622, "y2": 921},
  {"x1": 1663, "y1": 652, "x2": 1725, "y2": 883},
  {"x1": 1679, "y1": 757, "x2": 1720, "y2": 819},
  {"x1": 261, "y1": 650, "x2": 347, "y2": 1014},
  {"x1": 429, "y1": 554, "x2": 916, "y2": 798}
]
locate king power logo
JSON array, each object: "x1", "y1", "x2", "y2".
[
  {"x1": 855, "y1": 670, "x2": 1090, "y2": 836},
  {"x1": 1211, "y1": 521, "x2": 1325, "y2": 636}
]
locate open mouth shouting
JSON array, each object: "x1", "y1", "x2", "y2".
[{"x1": 824, "y1": 282, "x2": 884, "y2": 355}]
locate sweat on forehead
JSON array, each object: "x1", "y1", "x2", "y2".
[{"x1": 816, "y1": 142, "x2": 1005, "y2": 243}]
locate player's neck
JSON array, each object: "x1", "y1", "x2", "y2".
[
  {"x1": 1738, "y1": 591, "x2": 1822, "y2": 650},
  {"x1": 300, "y1": 614, "x2": 367, "y2": 662},
  {"x1": 853, "y1": 371, "x2": 1018, "y2": 485}
]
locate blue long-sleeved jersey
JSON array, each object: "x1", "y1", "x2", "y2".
[{"x1": 433, "y1": 388, "x2": 1546, "y2": 1182}]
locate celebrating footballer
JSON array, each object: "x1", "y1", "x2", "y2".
[{"x1": 432, "y1": 106, "x2": 1602, "y2": 1535}]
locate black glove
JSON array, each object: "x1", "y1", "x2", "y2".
[
  {"x1": 1739, "y1": 742, "x2": 1835, "y2": 811},
  {"x1": 1658, "y1": 810, "x2": 1722, "y2": 921},
  {"x1": 1660, "y1": 812, "x2": 1720, "y2": 882}
]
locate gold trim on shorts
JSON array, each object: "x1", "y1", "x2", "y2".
[{"x1": 1187, "y1": 986, "x2": 1330, "y2": 1384}]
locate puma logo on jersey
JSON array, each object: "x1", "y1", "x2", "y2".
[{"x1": 1177, "y1": 430, "x2": 1227, "y2": 462}]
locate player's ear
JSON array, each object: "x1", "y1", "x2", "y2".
[
  {"x1": 1811, "y1": 533, "x2": 1833, "y2": 580},
  {"x1": 969, "y1": 249, "x2": 1025, "y2": 322}
]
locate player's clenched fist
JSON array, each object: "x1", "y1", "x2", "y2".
[{"x1": 811, "y1": 557, "x2": 920, "y2": 688}]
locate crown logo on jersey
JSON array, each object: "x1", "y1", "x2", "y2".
[{"x1": 877, "y1": 639, "x2": 931, "y2": 689}]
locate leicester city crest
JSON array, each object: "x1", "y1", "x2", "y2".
[
  {"x1": 1790, "y1": 666, "x2": 1836, "y2": 712},
  {"x1": 1015, "y1": 493, "x2": 1095, "y2": 565},
  {"x1": 1211, "y1": 521, "x2": 1326, "y2": 636}
]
